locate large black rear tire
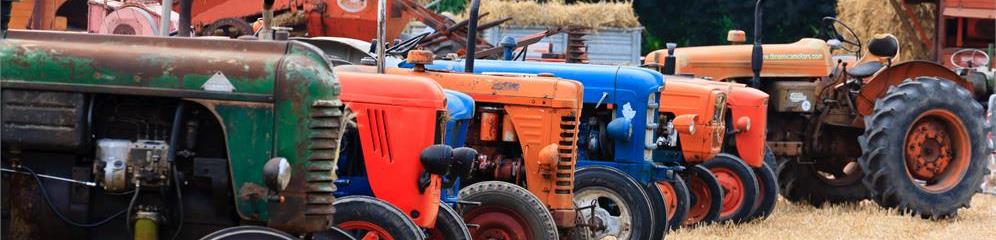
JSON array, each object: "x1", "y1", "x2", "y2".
[
  {"x1": 459, "y1": 181, "x2": 559, "y2": 240},
  {"x1": 573, "y1": 166, "x2": 656, "y2": 240},
  {"x1": 859, "y1": 77, "x2": 988, "y2": 219},
  {"x1": 333, "y1": 196, "x2": 426, "y2": 240},
  {"x1": 427, "y1": 204, "x2": 471, "y2": 240},
  {"x1": 777, "y1": 157, "x2": 868, "y2": 206}
]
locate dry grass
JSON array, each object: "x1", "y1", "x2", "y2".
[
  {"x1": 835, "y1": 0, "x2": 936, "y2": 61},
  {"x1": 667, "y1": 194, "x2": 996, "y2": 240},
  {"x1": 457, "y1": 0, "x2": 640, "y2": 29}
]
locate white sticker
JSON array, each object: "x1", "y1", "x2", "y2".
[
  {"x1": 800, "y1": 100, "x2": 812, "y2": 111},
  {"x1": 788, "y1": 92, "x2": 807, "y2": 102},
  {"x1": 202, "y1": 72, "x2": 236, "y2": 92},
  {"x1": 622, "y1": 103, "x2": 637, "y2": 120},
  {"x1": 337, "y1": 0, "x2": 368, "y2": 13}
]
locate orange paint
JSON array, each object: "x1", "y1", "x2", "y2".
[{"x1": 647, "y1": 38, "x2": 834, "y2": 81}]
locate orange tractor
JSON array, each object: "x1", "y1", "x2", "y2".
[{"x1": 646, "y1": 0, "x2": 990, "y2": 218}]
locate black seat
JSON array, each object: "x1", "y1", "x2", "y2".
[
  {"x1": 846, "y1": 61, "x2": 884, "y2": 78},
  {"x1": 867, "y1": 35, "x2": 899, "y2": 58}
]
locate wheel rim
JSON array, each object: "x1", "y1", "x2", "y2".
[
  {"x1": 684, "y1": 175, "x2": 711, "y2": 225},
  {"x1": 339, "y1": 221, "x2": 395, "y2": 240},
  {"x1": 711, "y1": 168, "x2": 745, "y2": 218},
  {"x1": 655, "y1": 182, "x2": 678, "y2": 221},
  {"x1": 463, "y1": 205, "x2": 530, "y2": 240},
  {"x1": 903, "y1": 109, "x2": 971, "y2": 193},
  {"x1": 575, "y1": 187, "x2": 633, "y2": 239}
]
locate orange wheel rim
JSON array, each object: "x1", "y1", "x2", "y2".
[
  {"x1": 683, "y1": 176, "x2": 711, "y2": 225},
  {"x1": 339, "y1": 221, "x2": 395, "y2": 240},
  {"x1": 655, "y1": 182, "x2": 678, "y2": 221},
  {"x1": 711, "y1": 168, "x2": 745, "y2": 218},
  {"x1": 903, "y1": 109, "x2": 971, "y2": 193}
]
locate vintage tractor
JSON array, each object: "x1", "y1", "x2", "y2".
[
  {"x1": 333, "y1": 72, "x2": 476, "y2": 239},
  {"x1": 646, "y1": 0, "x2": 989, "y2": 218},
  {"x1": 0, "y1": 30, "x2": 360, "y2": 238}
]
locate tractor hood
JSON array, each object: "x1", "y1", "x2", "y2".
[
  {"x1": 646, "y1": 38, "x2": 834, "y2": 81},
  {"x1": 444, "y1": 90, "x2": 475, "y2": 121},
  {"x1": 337, "y1": 71, "x2": 446, "y2": 108},
  {"x1": 416, "y1": 59, "x2": 664, "y2": 105}
]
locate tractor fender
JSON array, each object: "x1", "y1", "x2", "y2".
[
  {"x1": 856, "y1": 61, "x2": 971, "y2": 117},
  {"x1": 726, "y1": 87, "x2": 769, "y2": 168}
]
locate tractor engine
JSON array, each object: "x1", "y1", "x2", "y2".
[
  {"x1": 463, "y1": 106, "x2": 526, "y2": 184},
  {"x1": 2, "y1": 91, "x2": 236, "y2": 239}
]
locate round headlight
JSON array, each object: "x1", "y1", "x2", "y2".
[
  {"x1": 263, "y1": 157, "x2": 292, "y2": 192},
  {"x1": 451, "y1": 147, "x2": 479, "y2": 178},
  {"x1": 420, "y1": 144, "x2": 454, "y2": 175}
]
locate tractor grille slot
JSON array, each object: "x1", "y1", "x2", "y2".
[
  {"x1": 308, "y1": 100, "x2": 346, "y2": 217},
  {"x1": 365, "y1": 108, "x2": 393, "y2": 161},
  {"x1": 555, "y1": 113, "x2": 579, "y2": 194}
]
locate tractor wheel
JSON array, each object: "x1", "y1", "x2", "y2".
[
  {"x1": 459, "y1": 181, "x2": 559, "y2": 240},
  {"x1": 747, "y1": 153, "x2": 779, "y2": 221},
  {"x1": 573, "y1": 166, "x2": 656, "y2": 240},
  {"x1": 777, "y1": 156, "x2": 868, "y2": 206},
  {"x1": 681, "y1": 165, "x2": 723, "y2": 226},
  {"x1": 858, "y1": 77, "x2": 988, "y2": 219},
  {"x1": 427, "y1": 204, "x2": 471, "y2": 240},
  {"x1": 645, "y1": 181, "x2": 671, "y2": 238},
  {"x1": 654, "y1": 177, "x2": 690, "y2": 230},
  {"x1": 702, "y1": 154, "x2": 759, "y2": 223},
  {"x1": 199, "y1": 226, "x2": 298, "y2": 240},
  {"x1": 333, "y1": 196, "x2": 426, "y2": 240}
]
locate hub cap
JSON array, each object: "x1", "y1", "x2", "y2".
[
  {"x1": 464, "y1": 205, "x2": 530, "y2": 240},
  {"x1": 655, "y1": 182, "x2": 678, "y2": 221},
  {"x1": 684, "y1": 176, "x2": 712, "y2": 225},
  {"x1": 903, "y1": 109, "x2": 971, "y2": 193},
  {"x1": 575, "y1": 187, "x2": 632, "y2": 239},
  {"x1": 711, "y1": 168, "x2": 745, "y2": 218}
]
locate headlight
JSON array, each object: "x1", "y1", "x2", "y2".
[
  {"x1": 263, "y1": 157, "x2": 292, "y2": 192},
  {"x1": 712, "y1": 91, "x2": 727, "y2": 123},
  {"x1": 420, "y1": 144, "x2": 454, "y2": 175}
]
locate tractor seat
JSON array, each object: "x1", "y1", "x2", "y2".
[{"x1": 846, "y1": 61, "x2": 884, "y2": 78}]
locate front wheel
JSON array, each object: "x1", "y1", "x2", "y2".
[
  {"x1": 459, "y1": 181, "x2": 559, "y2": 240},
  {"x1": 702, "y1": 154, "x2": 759, "y2": 223},
  {"x1": 748, "y1": 155, "x2": 779, "y2": 221},
  {"x1": 573, "y1": 166, "x2": 656, "y2": 240},
  {"x1": 653, "y1": 177, "x2": 690, "y2": 231},
  {"x1": 859, "y1": 77, "x2": 988, "y2": 219},
  {"x1": 334, "y1": 196, "x2": 426, "y2": 240},
  {"x1": 427, "y1": 204, "x2": 471, "y2": 240},
  {"x1": 199, "y1": 226, "x2": 298, "y2": 240},
  {"x1": 681, "y1": 165, "x2": 723, "y2": 226}
]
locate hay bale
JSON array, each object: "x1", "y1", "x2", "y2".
[
  {"x1": 836, "y1": 0, "x2": 936, "y2": 61},
  {"x1": 458, "y1": 0, "x2": 640, "y2": 29}
]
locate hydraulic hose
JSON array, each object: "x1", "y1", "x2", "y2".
[{"x1": 18, "y1": 165, "x2": 129, "y2": 228}]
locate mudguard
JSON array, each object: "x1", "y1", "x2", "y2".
[{"x1": 856, "y1": 61, "x2": 971, "y2": 119}]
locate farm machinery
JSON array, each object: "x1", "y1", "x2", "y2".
[
  {"x1": 0, "y1": 30, "x2": 357, "y2": 239},
  {"x1": 646, "y1": 0, "x2": 990, "y2": 218}
]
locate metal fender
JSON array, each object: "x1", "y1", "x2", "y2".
[
  {"x1": 727, "y1": 87, "x2": 769, "y2": 168},
  {"x1": 856, "y1": 61, "x2": 972, "y2": 118}
]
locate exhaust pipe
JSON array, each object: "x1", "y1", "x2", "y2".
[
  {"x1": 376, "y1": 0, "x2": 386, "y2": 73},
  {"x1": 178, "y1": 0, "x2": 192, "y2": 37},
  {"x1": 750, "y1": 0, "x2": 764, "y2": 88},
  {"x1": 464, "y1": 0, "x2": 481, "y2": 73},
  {"x1": 260, "y1": 0, "x2": 275, "y2": 39}
]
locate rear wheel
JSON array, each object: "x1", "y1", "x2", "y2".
[
  {"x1": 859, "y1": 77, "x2": 987, "y2": 218},
  {"x1": 573, "y1": 166, "x2": 655, "y2": 240},
  {"x1": 427, "y1": 204, "x2": 471, "y2": 240},
  {"x1": 334, "y1": 196, "x2": 426, "y2": 240},
  {"x1": 681, "y1": 165, "x2": 723, "y2": 226},
  {"x1": 199, "y1": 226, "x2": 297, "y2": 240},
  {"x1": 777, "y1": 157, "x2": 867, "y2": 206},
  {"x1": 459, "y1": 181, "x2": 558, "y2": 240},
  {"x1": 702, "y1": 154, "x2": 759, "y2": 223},
  {"x1": 654, "y1": 177, "x2": 689, "y2": 230}
]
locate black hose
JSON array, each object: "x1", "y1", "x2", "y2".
[
  {"x1": 18, "y1": 165, "x2": 128, "y2": 228},
  {"x1": 125, "y1": 184, "x2": 142, "y2": 238},
  {"x1": 464, "y1": 0, "x2": 481, "y2": 73},
  {"x1": 168, "y1": 102, "x2": 187, "y2": 240}
]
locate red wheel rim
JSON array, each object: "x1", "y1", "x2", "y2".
[
  {"x1": 463, "y1": 205, "x2": 530, "y2": 240},
  {"x1": 711, "y1": 167, "x2": 745, "y2": 218},
  {"x1": 339, "y1": 221, "x2": 395, "y2": 240},
  {"x1": 683, "y1": 176, "x2": 712, "y2": 225},
  {"x1": 903, "y1": 109, "x2": 971, "y2": 193},
  {"x1": 655, "y1": 182, "x2": 678, "y2": 221}
]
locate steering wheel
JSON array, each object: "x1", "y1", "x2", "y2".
[
  {"x1": 822, "y1": 17, "x2": 862, "y2": 54},
  {"x1": 950, "y1": 48, "x2": 991, "y2": 69},
  {"x1": 386, "y1": 31, "x2": 431, "y2": 56}
]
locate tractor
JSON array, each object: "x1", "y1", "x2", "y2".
[
  {"x1": 646, "y1": 0, "x2": 990, "y2": 218},
  {"x1": 0, "y1": 30, "x2": 361, "y2": 239},
  {"x1": 333, "y1": 72, "x2": 477, "y2": 240}
]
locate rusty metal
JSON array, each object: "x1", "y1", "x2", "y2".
[
  {"x1": 905, "y1": 118, "x2": 953, "y2": 179},
  {"x1": 474, "y1": 27, "x2": 566, "y2": 59},
  {"x1": 566, "y1": 26, "x2": 590, "y2": 64}
]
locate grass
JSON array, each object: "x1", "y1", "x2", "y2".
[{"x1": 667, "y1": 194, "x2": 996, "y2": 240}]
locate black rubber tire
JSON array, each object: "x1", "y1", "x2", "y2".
[
  {"x1": 644, "y1": 182, "x2": 669, "y2": 239},
  {"x1": 333, "y1": 196, "x2": 426, "y2": 240},
  {"x1": 573, "y1": 166, "x2": 655, "y2": 240},
  {"x1": 747, "y1": 157, "x2": 779, "y2": 221},
  {"x1": 858, "y1": 77, "x2": 988, "y2": 219},
  {"x1": 702, "y1": 154, "x2": 760, "y2": 223},
  {"x1": 655, "y1": 177, "x2": 690, "y2": 230},
  {"x1": 199, "y1": 226, "x2": 297, "y2": 240},
  {"x1": 458, "y1": 181, "x2": 559, "y2": 240},
  {"x1": 681, "y1": 165, "x2": 723, "y2": 226},
  {"x1": 777, "y1": 157, "x2": 868, "y2": 206},
  {"x1": 427, "y1": 204, "x2": 471, "y2": 240}
]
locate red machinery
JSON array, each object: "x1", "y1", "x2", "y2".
[{"x1": 903, "y1": 0, "x2": 995, "y2": 69}]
